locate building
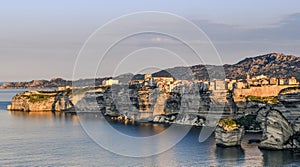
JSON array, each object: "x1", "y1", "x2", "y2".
[
  {"x1": 143, "y1": 74, "x2": 155, "y2": 87},
  {"x1": 269, "y1": 77, "x2": 278, "y2": 85},
  {"x1": 152, "y1": 76, "x2": 174, "y2": 84},
  {"x1": 261, "y1": 78, "x2": 269, "y2": 85},
  {"x1": 103, "y1": 79, "x2": 119, "y2": 86},
  {"x1": 209, "y1": 79, "x2": 227, "y2": 90},
  {"x1": 253, "y1": 74, "x2": 267, "y2": 80},
  {"x1": 209, "y1": 81, "x2": 215, "y2": 90},
  {"x1": 278, "y1": 78, "x2": 286, "y2": 85},
  {"x1": 152, "y1": 71, "x2": 175, "y2": 84},
  {"x1": 215, "y1": 80, "x2": 227, "y2": 90},
  {"x1": 227, "y1": 80, "x2": 236, "y2": 90},
  {"x1": 288, "y1": 77, "x2": 298, "y2": 85},
  {"x1": 236, "y1": 79, "x2": 248, "y2": 89},
  {"x1": 58, "y1": 86, "x2": 72, "y2": 91},
  {"x1": 129, "y1": 74, "x2": 145, "y2": 86},
  {"x1": 144, "y1": 74, "x2": 152, "y2": 81}
]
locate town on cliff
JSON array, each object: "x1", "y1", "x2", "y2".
[{"x1": 4, "y1": 53, "x2": 300, "y2": 152}]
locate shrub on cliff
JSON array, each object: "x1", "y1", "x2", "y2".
[
  {"x1": 217, "y1": 118, "x2": 238, "y2": 132},
  {"x1": 247, "y1": 95, "x2": 279, "y2": 104},
  {"x1": 22, "y1": 93, "x2": 52, "y2": 103},
  {"x1": 236, "y1": 114, "x2": 260, "y2": 130}
]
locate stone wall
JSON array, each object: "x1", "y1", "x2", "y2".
[{"x1": 233, "y1": 85, "x2": 295, "y2": 102}]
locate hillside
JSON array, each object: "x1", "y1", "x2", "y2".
[
  {"x1": 158, "y1": 53, "x2": 300, "y2": 80},
  {"x1": 224, "y1": 53, "x2": 300, "y2": 80},
  {"x1": 1, "y1": 53, "x2": 299, "y2": 89}
]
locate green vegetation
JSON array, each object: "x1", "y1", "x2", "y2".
[
  {"x1": 219, "y1": 118, "x2": 237, "y2": 126},
  {"x1": 236, "y1": 115, "x2": 260, "y2": 130},
  {"x1": 247, "y1": 95, "x2": 279, "y2": 104},
  {"x1": 37, "y1": 90, "x2": 63, "y2": 94},
  {"x1": 23, "y1": 94, "x2": 52, "y2": 103},
  {"x1": 217, "y1": 118, "x2": 238, "y2": 131}
]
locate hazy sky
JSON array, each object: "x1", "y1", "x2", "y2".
[{"x1": 1, "y1": 0, "x2": 300, "y2": 81}]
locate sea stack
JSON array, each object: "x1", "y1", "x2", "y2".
[{"x1": 215, "y1": 118, "x2": 244, "y2": 147}]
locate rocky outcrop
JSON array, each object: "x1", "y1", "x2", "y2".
[
  {"x1": 152, "y1": 115, "x2": 176, "y2": 123},
  {"x1": 278, "y1": 88, "x2": 300, "y2": 130},
  {"x1": 75, "y1": 86, "x2": 132, "y2": 115},
  {"x1": 172, "y1": 113, "x2": 205, "y2": 126},
  {"x1": 278, "y1": 88, "x2": 300, "y2": 150},
  {"x1": 9, "y1": 90, "x2": 74, "y2": 112},
  {"x1": 257, "y1": 108, "x2": 299, "y2": 150},
  {"x1": 215, "y1": 119, "x2": 244, "y2": 147},
  {"x1": 77, "y1": 82, "x2": 235, "y2": 124}
]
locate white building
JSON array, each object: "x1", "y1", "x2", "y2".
[{"x1": 103, "y1": 79, "x2": 119, "y2": 86}]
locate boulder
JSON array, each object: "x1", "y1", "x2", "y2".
[{"x1": 173, "y1": 113, "x2": 205, "y2": 126}]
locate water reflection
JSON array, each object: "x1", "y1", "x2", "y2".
[
  {"x1": 78, "y1": 112, "x2": 170, "y2": 137},
  {"x1": 215, "y1": 146, "x2": 245, "y2": 166},
  {"x1": 9, "y1": 111, "x2": 79, "y2": 125},
  {"x1": 4, "y1": 111, "x2": 300, "y2": 166},
  {"x1": 261, "y1": 150, "x2": 300, "y2": 166}
]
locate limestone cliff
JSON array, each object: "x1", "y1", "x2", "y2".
[
  {"x1": 75, "y1": 82, "x2": 234, "y2": 123},
  {"x1": 257, "y1": 108, "x2": 296, "y2": 150},
  {"x1": 256, "y1": 89, "x2": 300, "y2": 150},
  {"x1": 10, "y1": 90, "x2": 74, "y2": 112}
]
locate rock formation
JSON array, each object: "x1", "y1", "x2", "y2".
[
  {"x1": 257, "y1": 108, "x2": 296, "y2": 150},
  {"x1": 9, "y1": 90, "x2": 74, "y2": 112},
  {"x1": 278, "y1": 88, "x2": 300, "y2": 131},
  {"x1": 172, "y1": 113, "x2": 205, "y2": 126},
  {"x1": 215, "y1": 119, "x2": 244, "y2": 147}
]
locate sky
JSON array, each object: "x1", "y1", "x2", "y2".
[{"x1": 1, "y1": 0, "x2": 300, "y2": 81}]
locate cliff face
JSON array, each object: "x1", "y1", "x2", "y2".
[
  {"x1": 10, "y1": 90, "x2": 74, "y2": 112},
  {"x1": 257, "y1": 108, "x2": 296, "y2": 150},
  {"x1": 255, "y1": 87, "x2": 300, "y2": 151},
  {"x1": 215, "y1": 126, "x2": 244, "y2": 147},
  {"x1": 278, "y1": 87, "x2": 300, "y2": 131},
  {"x1": 75, "y1": 83, "x2": 236, "y2": 123},
  {"x1": 215, "y1": 119, "x2": 244, "y2": 147}
]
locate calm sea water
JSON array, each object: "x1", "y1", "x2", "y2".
[{"x1": 0, "y1": 89, "x2": 300, "y2": 166}]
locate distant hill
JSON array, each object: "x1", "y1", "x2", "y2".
[
  {"x1": 0, "y1": 78, "x2": 72, "y2": 89},
  {"x1": 1, "y1": 53, "x2": 299, "y2": 89},
  {"x1": 156, "y1": 53, "x2": 300, "y2": 80},
  {"x1": 224, "y1": 53, "x2": 300, "y2": 80}
]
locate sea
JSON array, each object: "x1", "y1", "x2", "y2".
[{"x1": 0, "y1": 89, "x2": 300, "y2": 166}]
